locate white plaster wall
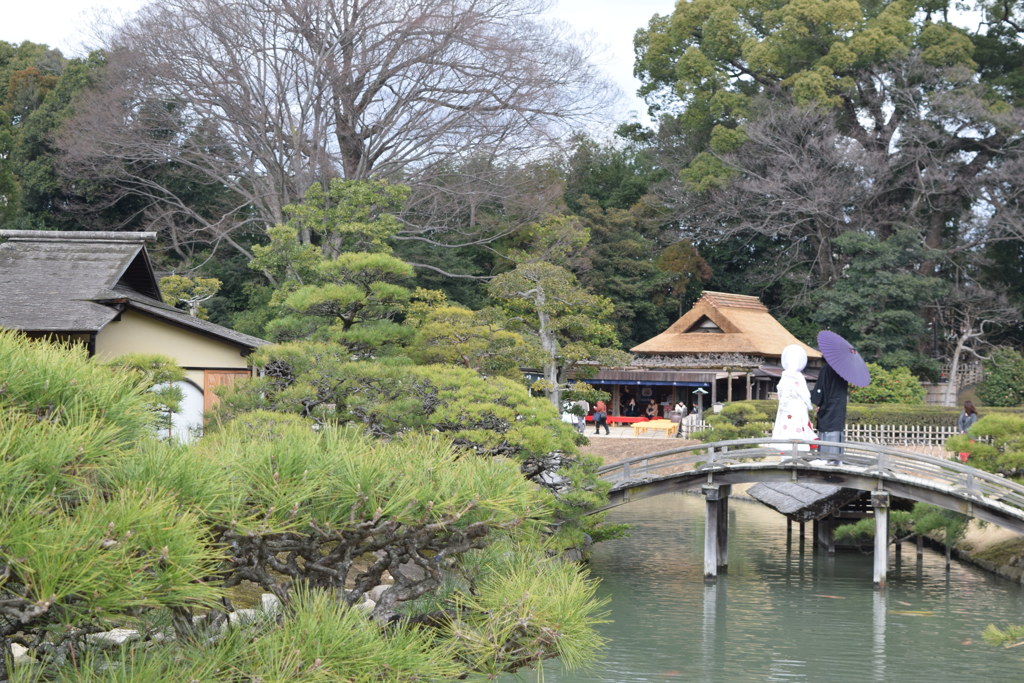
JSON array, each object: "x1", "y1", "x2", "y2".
[{"x1": 94, "y1": 309, "x2": 249, "y2": 370}]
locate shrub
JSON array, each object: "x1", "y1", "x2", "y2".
[
  {"x1": 849, "y1": 364, "x2": 925, "y2": 404},
  {"x1": 945, "y1": 413, "x2": 1024, "y2": 477},
  {"x1": 977, "y1": 347, "x2": 1024, "y2": 407},
  {"x1": 0, "y1": 333, "x2": 609, "y2": 680},
  {"x1": 213, "y1": 342, "x2": 623, "y2": 547},
  {"x1": 693, "y1": 401, "x2": 774, "y2": 441}
]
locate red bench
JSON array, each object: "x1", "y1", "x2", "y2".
[{"x1": 584, "y1": 415, "x2": 651, "y2": 424}]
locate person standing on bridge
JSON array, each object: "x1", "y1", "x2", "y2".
[
  {"x1": 811, "y1": 362, "x2": 848, "y2": 464},
  {"x1": 772, "y1": 344, "x2": 816, "y2": 458},
  {"x1": 812, "y1": 331, "x2": 871, "y2": 465}
]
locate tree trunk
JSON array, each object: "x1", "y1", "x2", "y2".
[{"x1": 536, "y1": 295, "x2": 561, "y2": 409}]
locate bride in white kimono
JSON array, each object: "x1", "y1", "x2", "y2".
[{"x1": 772, "y1": 344, "x2": 817, "y2": 455}]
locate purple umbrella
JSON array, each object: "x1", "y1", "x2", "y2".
[{"x1": 817, "y1": 331, "x2": 871, "y2": 387}]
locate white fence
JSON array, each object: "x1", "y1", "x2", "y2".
[
  {"x1": 668, "y1": 421, "x2": 962, "y2": 456},
  {"x1": 844, "y1": 423, "x2": 960, "y2": 447},
  {"x1": 843, "y1": 424, "x2": 968, "y2": 457}
]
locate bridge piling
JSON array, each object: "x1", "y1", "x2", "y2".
[
  {"x1": 816, "y1": 516, "x2": 836, "y2": 555},
  {"x1": 702, "y1": 484, "x2": 731, "y2": 579},
  {"x1": 872, "y1": 492, "x2": 891, "y2": 588}
]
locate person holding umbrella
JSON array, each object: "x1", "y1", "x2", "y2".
[{"x1": 812, "y1": 331, "x2": 871, "y2": 464}]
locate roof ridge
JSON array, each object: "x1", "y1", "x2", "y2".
[
  {"x1": 0, "y1": 231, "x2": 157, "y2": 243},
  {"x1": 700, "y1": 291, "x2": 767, "y2": 311}
]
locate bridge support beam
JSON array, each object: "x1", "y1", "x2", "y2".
[
  {"x1": 816, "y1": 516, "x2": 836, "y2": 555},
  {"x1": 872, "y1": 492, "x2": 891, "y2": 588},
  {"x1": 702, "y1": 484, "x2": 731, "y2": 579}
]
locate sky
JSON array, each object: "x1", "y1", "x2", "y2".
[{"x1": 1, "y1": 0, "x2": 672, "y2": 125}]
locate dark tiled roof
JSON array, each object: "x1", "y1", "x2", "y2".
[{"x1": 0, "y1": 231, "x2": 266, "y2": 350}]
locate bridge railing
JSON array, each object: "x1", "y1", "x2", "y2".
[{"x1": 597, "y1": 437, "x2": 1024, "y2": 512}]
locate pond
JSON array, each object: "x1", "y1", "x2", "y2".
[{"x1": 500, "y1": 492, "x2": 1024, "y2": 682}]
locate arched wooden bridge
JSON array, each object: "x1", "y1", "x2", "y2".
[{"x1": 596, "y1": 438, "x2": 1024, "y2": 587}]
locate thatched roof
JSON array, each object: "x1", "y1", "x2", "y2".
[
  {"x1": 630, "y1": 291, "x2": 821, "y2": 361},
  {"x1": 0, "y1": 231, "x2": 266, "y2": 350}
]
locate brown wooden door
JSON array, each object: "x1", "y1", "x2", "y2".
[{"x1": 204, "y1": 370, "x2": 252, "y2": 414}]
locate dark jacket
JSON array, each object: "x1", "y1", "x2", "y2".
[{"x1": 811, "y1": 363, "x2": 848, "y2": 433}]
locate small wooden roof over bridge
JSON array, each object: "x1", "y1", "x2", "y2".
[{"x1": 747, "y1": 482, "x2": 863, "y2": 522}]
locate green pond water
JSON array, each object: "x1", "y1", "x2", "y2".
[{"x1": 499, "y1": 493, "x2": 1024, "y2": 683}]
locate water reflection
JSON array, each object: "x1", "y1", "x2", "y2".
[{"x1": 499, "y1": 493, "x2": 1024, "y2": 683}]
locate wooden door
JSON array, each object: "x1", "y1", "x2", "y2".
[{"x1": 204, "y1": 369, "x2": 252, "y2": 414}]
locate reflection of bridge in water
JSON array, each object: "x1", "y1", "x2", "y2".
[{"x1": 597, "y1": 438, "x2": 1024, "y2": 588}]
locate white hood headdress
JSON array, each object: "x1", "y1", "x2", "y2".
[{"x1": 780, "y1": 344, "x2": 808, "y2": 374}]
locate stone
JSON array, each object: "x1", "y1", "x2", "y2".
[
  {"x1": 354, "y1": 598, "x2": 376, "y2": 613},
  {"x1": 367, "y1": 584, "x2": 389, "y2": 603},
  {"x1": 397, "y1": 561, "x2": 426, "y2": 582},
  {"x1": 228, "y1": 609, "x2": 258, "y2": 624},
  {"x1": 87, "y1": 628, "x2": 139, "y2": 647},
  {"x1": 260, "y1": 593, "x2": 281, "y2": 613},
  {"x1": 11, "y1": 643, "x2": 32, "y2": 666}
]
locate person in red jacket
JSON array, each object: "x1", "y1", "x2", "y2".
[{"x1": 593, "y1": 399, "x2": 609, "y2": 435}]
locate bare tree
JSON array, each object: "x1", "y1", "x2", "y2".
[
  {"x1": 659, "y1": 59, "x2": 1024, "y2": 311},
  {"x1": 933, "y1": 283, "x2": 1021, "y2": 406},
  {"x1": 59, "y1": 0, "x2": 615, "y2": 265}
]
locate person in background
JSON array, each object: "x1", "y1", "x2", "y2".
[
  {"x1": 644, "y1": 399, "x2": 658, "y2": 420},
  {"x1": 811, "y1": 361, "x2": 848, "y2": 464},
  {"x1": 624, "y1": 396, "x2": 639, "y2": 417},
  {"x1": 958, "y1": 400, "x2": 979, "y2": 434},
  {"x1": 593, "y1": 399, "x2": 610, "y2": 435},
  {"x1": 574, "y1": 398, "x2": 590, "y2": 435}
]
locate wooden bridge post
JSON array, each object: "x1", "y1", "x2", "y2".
[
  {"x1": 702, "y1": 484, "x2": 731, "y2": 579},
  {"x1": 816, "y1": 516, "x2": 836, "y2": 555},
  {"x1": 872, "y1": 492, "x2": 891, "y2": 588}
]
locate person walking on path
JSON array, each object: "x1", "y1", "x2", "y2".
[
  {"x1": 593, "y1": 399, "x2": 609, "y2": 435},
  {"x1": 574, "y1": 398, "x2": 590, "y2": 435},
  {"x1": 958, "y1": 400, "x2": 979, "y2": 434}
]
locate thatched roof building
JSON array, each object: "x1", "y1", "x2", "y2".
[
  {"x1": 631, "y1": 291, "x2": 820, "y2": 361},
  {"x1": 584, "y1": 291, "x2": 820, "y2": 416}
]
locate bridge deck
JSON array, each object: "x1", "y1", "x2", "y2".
[{"x1": 596, "y1": 438, "x2": 1024, "y2": 535}]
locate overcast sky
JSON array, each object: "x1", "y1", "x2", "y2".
[{"x1": 1, "y1": 0, "x2": 672, "y2": 125}]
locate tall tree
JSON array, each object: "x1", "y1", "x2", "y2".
[
  {"x1": 632, "y1": 0, "x2": 1024, "y2": 367},
  {"x1": 487, "y1": 215, "x2": 630, "y2": 407},
  {"x1": 59, "y1": 0, "x2": 614, "y2": 270},
  {"x1": 0, "y1": 42, "x2": 104, "y2": 230},
  {"x1": 249, "y1": 179, "x2": 417, "y2": 354}
]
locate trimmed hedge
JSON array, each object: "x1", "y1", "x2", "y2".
[{"x1": 742, "y1": 400, "x2": 1024, "y2": 428}]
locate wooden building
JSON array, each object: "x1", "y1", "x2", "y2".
[
  {"x1": 586, "y1": 291, "x2": 820, "y2": 416},
  {"x1": 0, "y1": 230, "x2": 266, "y2": 439}
]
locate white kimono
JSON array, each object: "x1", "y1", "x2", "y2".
[{"x1": 772, "y1": 345, "x2": 817, "y2": 451}]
